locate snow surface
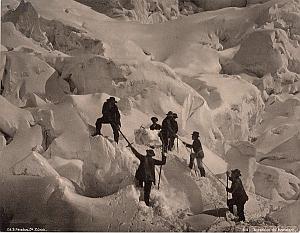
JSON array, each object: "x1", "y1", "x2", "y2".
[{"x1": 1, "y1": 0, "x2": 300, "y2": 230}]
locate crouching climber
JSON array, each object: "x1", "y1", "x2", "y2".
[
  {"x1": 149, "y1": 117, "x2": 161, "y2": 131},
  {"x1": 128, "y1": 144, "x2": 166, "y2": 206},
  {"x1": 183, "y1": 131, "x2": 205, "y2": 177},
  {"x1": 226, "y1": 169, "x2": 248, "y2": 222}
]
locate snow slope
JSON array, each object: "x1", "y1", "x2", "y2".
[{"x1": 1, "y1": 0, "x2": 300, "y2": 230}]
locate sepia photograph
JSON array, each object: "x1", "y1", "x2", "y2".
[{"x1": 0, "y1": 0, "x2": 300, "y2": 231}]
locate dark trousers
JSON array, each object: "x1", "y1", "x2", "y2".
[
  {"x1": 95, "y1": 117, "x2": 119, "y2": 143},
  {"x1": 189, "y1": 153, "x2": 205, "y2": 177},
  {"x1": 227, "y1": 199, "x2": 246, "y2": 221},
  {"x1": 168, "y1": 136, "x2": 176, "y2": 151},
  {"x1": 161, "y1": 135, "x2": 169, "y2": 153},
  {"x1": 136, "y1": 180, "x2": 152, "y2": 206},
  {"x1": 144, "y1": 181, "x2": 152, "y2": 206}
]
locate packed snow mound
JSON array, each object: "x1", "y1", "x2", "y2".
[
  {"x1": 271, "y1": 199, "x2": 300, "y2": 227},
  {"x1": 40, "y1": 99, "x2": 91, "y2": 160},
  {"x1": 0, "y1": 175, "x2": 79, "y2": 230},
  {"x1": 1, "y1": 51, "x2": 55, "y2": 106},
  {"x1": 0, "y1": 126, "x2": 43, "y2": 175},
  {"x1": 12, "y1": 151, "x2": 59, "y2": 177},
  {"x1": 182, "y1": 74, "x2": 264, "y2": 144},
  {"x1": 134, "y1": 127, "x2": 161, "y2": 147},
  {"x1": 0, "y1": 96, "x2": 35, "y2": 137},
  {"x1": 74, "y1": 0, "x2": 179, "y2": 24},
  {"x1": 82, "y1": 136, "x2": 137, "y2": 197},
  {"x1": 48, "y1": 156, "x2": 84, "y2": 190},
  {"x1": 253, "y1": 163, "x2": 300, "y2": 201}
]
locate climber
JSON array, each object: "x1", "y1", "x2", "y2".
[
  {"x1": 95, "y1": 97, "x2": 121, "y2": 143},
  {"x1": 149, "y1": 117, "x2": 161, "y2": 131},
  {"x1": 160, "y1": 111, "x2": 176, "y2": 153},
  {"x1": 128, "y1": 144, "x2": 166, "y2": 206},
  {"x1": 182, "y1": 131, "x2": 205, "y2": 177},
  {"x1": 226, "y1": 169, "x2": 248, "y2": 222},
  {"x1": 168, "y1": 112, "x2": 179, "y2": 151}
]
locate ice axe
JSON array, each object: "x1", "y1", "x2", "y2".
[
  {"x1": 157, "y1": 149, "x2": 164, "y2": 190},
  {"x1": 226, "y1": 170, "x2": 229, "y2": 201}
]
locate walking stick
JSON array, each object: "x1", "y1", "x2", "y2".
[
  {"x1": 226, "y1": 171, "x2": 229, "y2": 201},
  {"x1": 157, "y1": 149, "x2": 164, "y2": 190},
  {"x1": 176, "y1": 136, "x2": 179, "y2": 152}
]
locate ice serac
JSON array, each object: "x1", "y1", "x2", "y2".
[
  {"x1": 12, "y1": 151, "x2": 59, "y2": 177},
  {"x1": 82, "y1": 136, "x2": 136, "y2": 197},
  {"x1": 233, "y1": 29, "x2": 288, "y2": 77},
  {"x1": 0, "y1": 125, "x2": 43, "y2": 175},
  {"x1": 42, "y1": 99, "x2": 91, "y2": 160},
  {"x1": 253, "y1": 164, "x2": 300, "y2": 201},
  {"x1": 225, "y1": 141, "x2": 257, "y2": 193},
  {"x1": 2, "y1": 0, "x2": 48, "y2": 45},
  {"x1": 2, "y1": 51, "x2": 55, "y2": 106},
  {"x1": 48, "y1": 156, "x2": 84, "y2": 190},
  {"x1": 73, "y1": 0, "x2": 179, "y2": 24},
  {"x1": 0, "y1": 96, "x2": 34, "y2": 137},
  {"x1": 59, "y1": 56, "x2": 126, "y2": 95}
]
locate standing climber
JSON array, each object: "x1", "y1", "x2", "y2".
[
  {"x1": 168, "y1": 112, "x2": 178, "y2": 151},
  {"x1": 149, "y1": 117, "x2": 161, "y2": 131},
  {"x1": 183, "y1": 131, "x2": 205, "y2": 177},
  {"x1": 128, "y1": 144, "x2": 166, "y2": 206},
  {"x1": 160, "y1": 111, "x2": 176, "y2": 153},
  {"x1": 95, "y1": 97, "x2": 121, "y2": 143},
  {"x1": 226, "y1": 169, "x2": 248, "y2": 222}
]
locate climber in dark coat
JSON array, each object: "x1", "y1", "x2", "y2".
[
  {"x1": 128, "y1": 144, "x2": 166, "y2": 206},
  {"x1": 95, "y1": 97, "x2": 121, "y2": 143},
  {"x1": 149, "y1": 117, "x2": 161, "y2": 131},
  {"x1": 226, "y1": 169, "x2": 248, "y2": 222},
  {"x1": 183, "y1": 131, "x2": 205, "y2": 177},
  {"x1": 160, "y1": 111, "x2": 176, "y2": 153},
  {"x1": 168, "y1": 112, "x2": 178, "y2": 151}
]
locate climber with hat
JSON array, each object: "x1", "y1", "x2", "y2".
[
  {"x1": 149, "y1": 116, "x2": 161, "y2": 131},
  {"x1": 160, "y1": 111, "x2": 176, "y2": 153},
  {"x1": 128, "y1": 144, "x2": 166, "y2": 206},
  {"x1": 168, "y1": 112, "x2": 179, "y2": 151},
  {"x1": 95, "y1": 96, "x2": 121, "y2": 143},
  {"x1": 182, "y1": 131, "x2": 205, "y2": 177},
  {"x1": 226, "y1": 169, "x2": 249, "y2": 222}
]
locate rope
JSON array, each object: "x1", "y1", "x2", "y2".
[{"x1": 178, "y1": 136, "x2": 227, "y2": 188}]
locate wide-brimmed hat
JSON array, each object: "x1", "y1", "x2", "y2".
[
  {"x1": 166, "y1": 111, "x2": 173, "y2": 116},
  {"x1": 173, "y1": 113, "x2": 178, "y2": 118},
  {"x1": 191, "y1": 131, "x2": 199, "y2": 137},
  {"x1": 151, "y1": 117, "x2": 158, "y2": 122},
  {"x1": 146, "y1": 149, "x2": 155, "y2": 157},
  {"x1": 108, "y1": 97, "x2": 117, "y2": 103},
  {"x1": 231, "y1": 169, "x2": 241, "y2": 177}
]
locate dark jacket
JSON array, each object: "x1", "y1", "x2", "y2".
[
  {"x1": 161, "y1": 116, "x2": 175, "y2": 136},
  {"x1": 227, "y1": 177, "x2": 248, "y2": 204},
  {"x1": 186, "y1": 139, "x2": 203, "y2": 157},
  {"x1": 150, "y1": 123, "x2": 161, "y2": 131},
  {"x1": 130, "y1": 147, "x2": 166, "y2": 184},
  {"x1": 102, "y1": 101, "x2": 121, "y2": 125}
]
